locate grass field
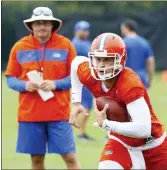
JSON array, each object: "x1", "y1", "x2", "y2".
[{"x1": 2, "y1": 72, "x2": 167, "y2": 169}]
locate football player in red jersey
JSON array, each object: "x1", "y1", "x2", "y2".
[{"x1": 69, "y1": 33, "x2": 167, "y2": 169}]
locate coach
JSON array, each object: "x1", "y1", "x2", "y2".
[{"x1": 5, "y1": 6, "x2": 80, "y2": 170}]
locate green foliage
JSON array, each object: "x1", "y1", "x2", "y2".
[
  {"x1": 2, "y1": 1, "x2": 167, "y2": 17},
  {"x1": 2, "y1": 1, "x2": 167, "y2": 70}
]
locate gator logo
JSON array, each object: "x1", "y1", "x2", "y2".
[{"x1": 104, "y1": 150, "x2": 113, "y2": 155}]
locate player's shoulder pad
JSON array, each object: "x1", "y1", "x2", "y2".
[
  {"x1": 72, "y1": 56, "x2": 89, "y2": 70},
  {"x1": 117, "y1": 67, "x2": 144, "y2": 94}
]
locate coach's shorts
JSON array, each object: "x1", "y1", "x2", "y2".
[
  {"x1": 16, "y1": 121, "x2": 76, "y2": 155},
  {"x1": 81, "y1": 86, "x2": 93, "y2": 110}
]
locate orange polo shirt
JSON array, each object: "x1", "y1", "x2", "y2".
[{"x1": 5, "y1": 33, "x2": 76, "y2": 122}]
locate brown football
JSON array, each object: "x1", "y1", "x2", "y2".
[{"x1": 96, "y1": 96, "x2": 130, "y2": 122}]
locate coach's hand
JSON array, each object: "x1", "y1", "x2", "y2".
[
  {"x1": 26, "y1": 81, "x2": 39, "y2": 92},
  {"x1": 69, "y1": 103, "x2": 89, "y2": 128},
  {"x1": 40, "y1": 80, "x2": 55, "y2": 91},
  {"x1": 95, "y1": 103, "x2": 109, "y2": 127}
]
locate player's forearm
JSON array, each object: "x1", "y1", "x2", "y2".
[
  {"x1": 71, "y1": 57, "x2": 88, "y2": 103},
  {"x1": 102, "y1": 119, "x2": 151, "y2": 138},
  {"x1": 147, "y1": 57, "x2": 155, "y2": 83},
  {"x1": 102, "y1": 97, "x2": 151, "y2": 138},
  {"x1": 71, "y1": 62, "x2": 83, "y2": 103},
  {"x1": 54, "y1": 75, "x2": 71, "y2": 90},
  {"x1": 6, "y1": 76, "x2": 27, "y2": 92}
]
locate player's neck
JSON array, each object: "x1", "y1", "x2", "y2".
[
  {"x1": 103, "y1": 77, "x2": 117, "y2": 89},
  {"x1": 126, "y1": 32, "x2": 137, "y2": 37}
]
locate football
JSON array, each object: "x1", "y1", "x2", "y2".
[{"x1": 96, "y1": 96, "x2": 130, "y2": 122}]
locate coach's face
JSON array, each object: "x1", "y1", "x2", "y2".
[{"x1": 31, "y1": 20, "x2": 53, "y2": 41}]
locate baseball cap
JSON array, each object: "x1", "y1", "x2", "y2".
[{"x1": 74, "y1": 20, "x2": 90, "y2": 31}]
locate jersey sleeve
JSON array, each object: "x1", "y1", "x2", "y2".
[
  {"x1": 119, "y1": 71, "x2": 145, "y2": 105},
  {"x1": 5, "y1": 43, "x2": 22, "y2": 77},
  {"x1": 71, "y1": 56, "x2": 95, "y2": 103},
  {"x1": 77, "y1": 59, "x2": 96, "y2": 89}
]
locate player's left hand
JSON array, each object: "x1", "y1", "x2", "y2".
[
  {"x1": 40, "y1": 80, "x2": 56, "y2": 91},
  {"x1": 94, "y1": 103, "x2": 109, "y2": 127},
  {"x1": 69, "y1": 103, "x2": 89, "y2": 128}
]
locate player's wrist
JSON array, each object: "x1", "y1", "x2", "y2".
[
  {"x1": 72, "y1": 102, "x2": 81, "y2": 106},
  {"x1": 102, "y1": 119, "x2": 110, "y2": 130},
  {"x1": 102, "y1": 119, "x2": 116, "y2": 132},
  {"x1": 72, "y1": 93, "x2": 82, "y2": 103},
  {"x1": 97, "y1": 118, "x2": 105, "y2": 127}
]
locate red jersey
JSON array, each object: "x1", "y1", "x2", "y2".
[
  {"x1": 77, "y1": 61, "x2": 164, "y2": 147},
  {"x1": 5, "y1": 33, "x2": 76, "y2": 122}
]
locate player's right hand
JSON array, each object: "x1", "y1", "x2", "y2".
[
  {"x1": 94, "y1": 103, "x2": 109, "y2": 127},
  {"x1": 26, "y1": 81, "x2": 39, "y2": 92},
  {"x1": 69, "y1": 102, "x2": 89, "y2": 128}
]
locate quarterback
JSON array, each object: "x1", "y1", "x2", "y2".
[{"x1": 69, "y1": 33, "x2": 167, "y2": 169}]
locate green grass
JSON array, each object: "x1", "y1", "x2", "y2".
[{"x1": 2, "y1": 73, "x2": 167, "y2": 169}]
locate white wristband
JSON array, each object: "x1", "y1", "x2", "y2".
[
  {"x1": 72, "y1": 93, "x2": 82, "y2": 103},
  {"x1": 102, "y1": 119, "x2": 116, "y2": 132}
]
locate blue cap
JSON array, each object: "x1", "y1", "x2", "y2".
[{"x1": 74, "y1": 21, "x2": 90, "y2": 31}]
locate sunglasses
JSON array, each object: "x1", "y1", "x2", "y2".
[{"x1": 33, "y1": 8, "x2": 52, "y2": 16}]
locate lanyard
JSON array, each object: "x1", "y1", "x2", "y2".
[
  {"x1": 32, "y1": 36, "x2": 46, "y2": 73},
  {"x1": 39, "y1": 45, "x2": 45, "y2": 72}
]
